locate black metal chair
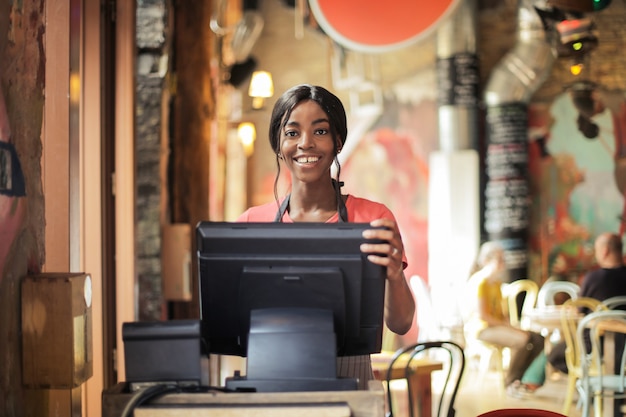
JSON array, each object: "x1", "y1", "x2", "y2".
[{"x1": 385, "y1": 341, "x2": 465, "y2": 417}]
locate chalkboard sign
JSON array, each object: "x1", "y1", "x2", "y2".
[
  {"x1": 483, "y1": 103, "x2": 529, "y2": 281},
  {"x1": 437, "y1": 53, "x2": 480, "y2": 107}
]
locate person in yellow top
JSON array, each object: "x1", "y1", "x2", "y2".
[{"x1": 464, "y1": 241, "x2": 544, "y2": 389}]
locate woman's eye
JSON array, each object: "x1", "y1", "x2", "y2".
[
  {"x1": 284, "y1": 130, "x2": 298, "y2": 138},
  {"x1": 315, "y1": 128, "x2": 328, "y2": 135}
]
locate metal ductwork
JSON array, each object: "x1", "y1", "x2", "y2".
[
  {"x1": 484, "y1": 1, "x2": 556, "y2": 107},
  {"x1": 210, "y1": 0, "x2": 264, "y2": 87},
  {"x1": 482, "y1": 0, "x2": 556, "y2": 281}
]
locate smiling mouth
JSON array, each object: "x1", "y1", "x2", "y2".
[{"x1": 295, "y1": 156, "x2": 320, "y2": 164}]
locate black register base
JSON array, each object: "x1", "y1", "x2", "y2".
[{"x1": 102, "y1": 381, "x2": 385, "y2": 417}]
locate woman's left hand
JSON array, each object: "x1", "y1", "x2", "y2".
[{"x1": 360, "y1": 218, "x2": 405, "y2": 282}]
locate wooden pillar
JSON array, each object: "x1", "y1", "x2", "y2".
[{"x1": 170, "y1": 0, "x2": 216, "y2": 318}]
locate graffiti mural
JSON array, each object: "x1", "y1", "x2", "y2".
[
  {"x1": 528, "y1": 86, "x2": 626, "y2": 282},
  {"x1": 341, "y1": 88, "x2": 437, "y2": 284}
]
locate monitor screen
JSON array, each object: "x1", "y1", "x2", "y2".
[{"x1": 196, "y1": 221, "x2": 387, "y2": 358}]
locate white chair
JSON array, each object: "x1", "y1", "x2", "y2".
[
  {"x1": 537, "y1": 280, "x2": 580, "y2": 308},
  {"x1": 599, "y1": 295, "x2": 626, "y2": 310},
  {"x1": 410, "y1": 275, "x2": 444, "y2": 343},
  {"x1": 576, "y1": 310, "x2": 626, "y2": 417},
  {"x1": 462, "y1": 324, "x2": 507, "y2": 390}
]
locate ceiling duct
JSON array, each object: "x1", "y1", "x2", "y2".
[
  {"x1": 484, "y1": 1, "x2": 556, "y2": 106},
  {"x1": 210, "y1": 0, "x2": 264, "y2": 87},
  {"x1": 229, "y1": 11, "x2": 264, "y2": 64}
]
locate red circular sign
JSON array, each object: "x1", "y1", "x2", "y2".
[{"x1": 309, "y1": 0, "x2": 460, "y2": 53}]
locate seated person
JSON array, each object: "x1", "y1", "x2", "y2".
[
  {"x1": 511, "y1": 232, "x2": 626, "y2": 398},
  {"x1": 463, "y1": 241, "x2": 544, "y2": 390}
]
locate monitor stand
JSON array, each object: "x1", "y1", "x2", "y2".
[{"x1": 225, "y1": 308, "x2": 358, "y2": 392}]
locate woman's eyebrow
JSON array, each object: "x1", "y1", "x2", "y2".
[
  {"x1": 311, "y1": 117, "x2": 329, "y2": 125},
  {"x1": 285, "y1": 117, "x2": 329, "y2": 127}
]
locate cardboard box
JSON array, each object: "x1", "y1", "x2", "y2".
[{"x1": 22, "y1": 272, "x2": 93, "y2": 388}]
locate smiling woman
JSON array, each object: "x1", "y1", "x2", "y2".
[{"x1": 235, "y1": 83, "x2": 416, "y2": 390}]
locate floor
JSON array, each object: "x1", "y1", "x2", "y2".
[
  {"x1": 453, "y1": 367, "x2": 582, "y2": 417},
  {"x1": 389, "y1": 364, "x2": 583, "y2": 417}
]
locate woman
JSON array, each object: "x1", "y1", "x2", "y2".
[
  {"x1": 237, "y1": 84, "x2": 415, "y2": 389},
  {"x1": 464, "y1": 241, "x2": 544, "y2": 392}
]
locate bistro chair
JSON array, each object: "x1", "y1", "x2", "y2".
[
  {"x1": 386, "y1": 341, "x2": 465, "y2": 417},
  {"x1": 537, "y1": 281, "x2": 580, "y2": 308},
  {"x1": 462, "y1": 326, "x2": 507, "y2": 390},
  {"x1": 410, "y1": 275, "x2": 444, "y2": 343},
  {"x1": 501, "y1": 279, "x2": 539, "y2": 329},
  {"x1": 577, "y1": 310, "x2": 626, "y2": 417},
  {"x1": 559, "y1": 297, "x2": 606, "y2": 415},
  {"x1": 599, "y1": 295, "x2": 626, "y2": 310}
]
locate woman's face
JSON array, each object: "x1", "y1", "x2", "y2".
[{"x1": 279, "y1": 100, "x2": 338, "y2": 185}]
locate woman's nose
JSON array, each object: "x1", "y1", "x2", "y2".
[{"x1": 298, "y1": 132, "x2": 314, "y2": 148}]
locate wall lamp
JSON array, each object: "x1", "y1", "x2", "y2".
[
  {"x1": 248, "y1": 70, "x2": 274, "y2": 109},
  {"x1": 237, "y1": 122, "x2": 256, "y2": 157}
]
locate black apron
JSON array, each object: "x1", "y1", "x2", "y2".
[{"x1": 272, "y1": 180, "x2": 373, "y2": 389}]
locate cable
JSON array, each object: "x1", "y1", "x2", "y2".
[
  {"x1": 119, "y1": 383, "x2": 233, "y2": 417},
  {"x1": 120, "y1": 384, "x2": 178, "y2": 417}
]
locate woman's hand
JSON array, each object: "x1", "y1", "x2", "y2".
[
  {"x1": 360, "y1": 218, "x2": 405, "y2": 283},
  {"x1": 360, "y1": 218, "x2": 415, "y2": 335}
]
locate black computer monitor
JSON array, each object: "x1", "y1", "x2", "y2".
[{"x1": 196, "y1": 221, "x2": 387, "y2": 392}]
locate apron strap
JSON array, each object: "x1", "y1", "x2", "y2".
[
  {"x1": 273, "y1": 194, "x2": 291, "y2": 222},
  {"x1": 335, "y1": 180, "x2": 348, "y2": 223}
]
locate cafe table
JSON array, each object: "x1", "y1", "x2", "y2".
[
  {"x1": 524, "y1": 305, "x2": 581, "y2": 337},
  {"x1": 371, "y1": 351, "x2": 443, "y2": 417},
  {"x1": 524, "y1": 305, "x2": 582, "y2": 353}
]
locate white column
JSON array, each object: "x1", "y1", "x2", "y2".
[{"x1": 428, "y1": 150, "x2": 480, "y2": 331}]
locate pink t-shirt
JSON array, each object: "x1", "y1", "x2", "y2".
[{"x1": 237, "y1": 194, "x2": 393, "y2": 223}]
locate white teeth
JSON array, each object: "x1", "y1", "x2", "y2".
[{"x1": 296, "y1": 156, "x2": 319, "y2": 163}]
